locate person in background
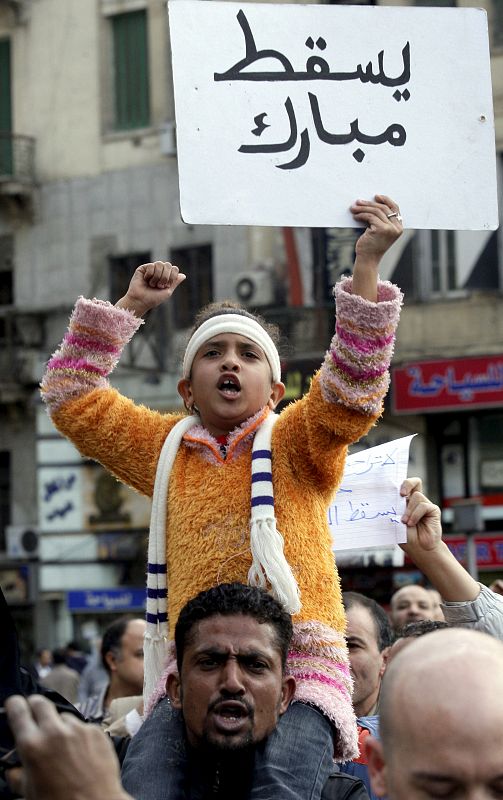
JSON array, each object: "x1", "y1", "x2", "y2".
[
  {"x1": 79, "y1": 616, "x2": 145, "y2": 736},
  {"x1": 425, "y1": 588, "x2": 444, "y2": 621},
  {"x1": 400, "y1": 477, "x2": 503, "y2": 638},
  {"x1": 366, "y1": 628, "x2": 503, "y2": 800},
  {"x1": 339, "y1": 592, "x2": 393, "y2": 800},
  {"x1": 388, "y1": 584, "x2": 434, "y2": 634},
  {"x1": 40, "y1": 649, "x2": 80, "y2": 706},
  {"x1": 78, "y1": 642, "x2": 108, "y2": 705},
  {"x1": 32, "y1": 650, "x2": 52, "y2": 681}
]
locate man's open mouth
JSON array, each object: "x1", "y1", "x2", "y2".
[{"x1": 211, "y1": 700, "x2": 251, "y2": 732}]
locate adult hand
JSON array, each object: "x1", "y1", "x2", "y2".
[
  {"x1": 5, "y1": 695, "x2": 132, "y2": 800},
  {"x1": 351, "y1": 195, "x2": 403, "y2": 261},
  {"x1": 116, "y1": 261, "x2": 186, "y2": 317},
  {"x1": 399, "y1": 477, "x2": 443, "y2": 557}
]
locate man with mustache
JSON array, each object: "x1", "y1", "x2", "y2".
[{"x1": 121, "y1": 582, "x2": 369, "y2": 799}]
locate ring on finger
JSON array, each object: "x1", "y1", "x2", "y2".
[{"x1": 387, "y1": 211, "x2": 403, "y2": 224}]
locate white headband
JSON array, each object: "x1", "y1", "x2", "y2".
[{"x1": 182, "y1": 314, "x2": 281, "y2": 382}]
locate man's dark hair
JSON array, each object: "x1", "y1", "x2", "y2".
[
  {"x1": 343, "y1": 591, "x2": 394, "y2": 651},
  {"x1": 51, "y1": 648, "x2": 68, "y2": 666},
  {"x1": 175, "y1": 583, "x2": 293, "y2": 673},
  {"x1": 100, "y1": 616, "x2": 132, "y2": 674},
  {"x1": 398, "y1": 619, "x2": 451, "y2": 639}
]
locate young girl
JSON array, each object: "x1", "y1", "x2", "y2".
[{"x1": 41, "y1": 196, "x2": 404, "y2": 799}]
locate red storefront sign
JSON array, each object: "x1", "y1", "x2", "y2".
[
  {"x1": 392, "y1": 355, "x2": 503, "y2": 413},
  {"x1": 443, "y1": 535, "x2": 503, "y2": 570}
]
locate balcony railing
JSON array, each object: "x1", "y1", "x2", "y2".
[{"x1": 0, "y1": 132, "x2": 36, "y2": 185}]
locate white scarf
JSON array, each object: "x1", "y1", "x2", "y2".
[{"x1": 143, "y1": 412, "x2": 301, "y2": 703}]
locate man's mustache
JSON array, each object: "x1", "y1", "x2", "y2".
[{"x1": 208, "y1": 695, "x2": 254, "y2": 718}]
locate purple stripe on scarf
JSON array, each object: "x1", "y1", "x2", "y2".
[
  {"x1": 252, "y1": 472, "x2": 273, "y2": 483},
  {"x1": 146, "y1": 612, "x2": 168, "y2": 624},
  {"x1": 147, "y1": 563, "x2": 167, "y2": 574},
  {"x1": 252, "y1": 449, "x2": 272, "y2": 460},
  {"x1": 251, "y1": 496, "x2": 274, "y2": 507}
]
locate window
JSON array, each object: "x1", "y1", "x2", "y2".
[
  {"x1": 418, "y1": 229, "x2": 457, "y2": 296},
  {"x1": 0, "y1": 39, "x2": 12, "y2": 175},
  {"x1": 111, "y1": 10, "x2": 150, "y2": 131},
  {"x1": 109, "y1": 252, "x2": 150, "y2": 302},
  {"x1": 431, "y1": 229, "x2": 456, "y2": 293},
  {"x1": 0, "y1": 451, "x2": 11, "y2": 552},
  {"x1": 493, "y1": 1, "x2": 503, "y2": 47},
  {"x1": 170, "y1": 245, "x2": 213, "y2": 329}
]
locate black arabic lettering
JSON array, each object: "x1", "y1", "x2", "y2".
[
  {"x1": 215, "y1": 10, "x2": 295, "y2": 82},
  {"x1": 239, "y1": 94, "x2": 406, "y2": 169},
  {"x1": 239, "y1": 97, "x2": 298, "y2": 153},
  {"x1": 309, "y1": 92, "x2": 406, "y2": 163},
  {"x1": 214, "y1": 11, "x2": 411, "y2": 89}
]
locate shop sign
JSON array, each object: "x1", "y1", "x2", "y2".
[
  {"x1": 67, "y1": 588, "x2": 146, "y2": 613},
  {"x1": 392, "y1": 355, "x2": 503, "y2": 413},
  {"x1": 443, "y1": 535, "x2": 503, "y2": 570}
]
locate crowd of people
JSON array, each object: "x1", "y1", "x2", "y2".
[{"x1": 2, "y1": 195, "x2": 503, "y2": 799}]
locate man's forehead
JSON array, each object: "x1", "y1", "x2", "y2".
[
  {"x1": 188, "y1": 614, "x2": 278, "y2": 653},
  {"x1": 392, "y1": 585, "x2": 430, "y2": 606},
  {"x1": 347, "y1": 605, "x2": 377, "y2": 639}
]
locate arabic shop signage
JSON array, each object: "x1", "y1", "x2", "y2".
[
  {"x1": 67, "y1": 588, "x2": 146, "y2": 613},
  {"x1": 168, "y1": 2, "x2": 497, "y2": 229},
  {"x1": 392, "y1": 356, "x2": 503, "y2": 414},
  {"x1": 443, "y1": 535, "x2": 503, "y2": 571}
]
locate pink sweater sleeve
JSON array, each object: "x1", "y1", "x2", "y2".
[
  {"x1": 319, "y1": 276, "x2": 403, "y2": 416},
  {"x1": 41, "y1": 297, "x2": 143, "y2": 413}
]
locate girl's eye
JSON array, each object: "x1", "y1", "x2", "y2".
[
  {"x1": 245, "y1": 351, "x2": 258, "y2": 359},
  {"x1": 204, "y1": 350, "x2": 219, "y2": 357}
]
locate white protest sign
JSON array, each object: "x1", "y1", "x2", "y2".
[
  {"x1": 169, "y1": 2, "x2": 497, "y2": 230},
  {"x1": 329, "y1": 435, "x2": 415, "y2": 551}
]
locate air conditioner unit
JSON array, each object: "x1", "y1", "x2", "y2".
[
  {"x1": 6, "y1": 526, "x2": 39, "y2": 559},
  {"x1": 234, "y1": 271, "x2": 274, "y2": 307}
]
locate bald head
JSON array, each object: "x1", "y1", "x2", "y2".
[
  {"x1": 367, "y1": 629, "x2": 503, "y2": 799},
  {"x1": 389, "y1": 584, "x2": 434, "y2": 632}
]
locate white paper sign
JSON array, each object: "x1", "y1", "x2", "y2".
[
  {"x1": 169, "y1": 2, "x2": 497, "y2": 230},
  {"x1": 329, "y1": 435, "x2": 415, "y2": 551}
]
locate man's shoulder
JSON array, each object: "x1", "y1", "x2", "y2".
[{"x1": 322, "y1": 772, "x2": 370, "y2": 800}]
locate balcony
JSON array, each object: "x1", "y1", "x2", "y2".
[{"x1": 0, "y1": 133, "x2": 36, "y2": 211}]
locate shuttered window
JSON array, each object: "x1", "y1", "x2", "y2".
[
  {"x1": 0, "y1": 39, "x2": 12, "y2": 175},
  {"x1": 112, "y1": 11, "x2": 150, "y2": 130}
]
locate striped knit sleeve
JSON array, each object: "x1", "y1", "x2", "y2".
[
  {"x1": 40, "y1": 297, "x2": 144, "y2": 413},
  {"x1": 319, "y1": 277, "x2": 403, "y2": 416}
]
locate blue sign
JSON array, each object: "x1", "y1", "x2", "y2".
[{"x1": 67, "y1": 588, "x2": 146, "y2": 613}]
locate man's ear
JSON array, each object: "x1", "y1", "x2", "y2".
[
  {"x1": 166, "y1": 672, "x2": 182, "y2": 710},
  {"x1": 278, "y1": 675, "x2": 296, "y2": 715},
  {"x1": 365, "y1": 736, "x2": 388, "y2": 798},
  {"x1": 379, "y1": 646, "x2": 391, "y2": 679},
  {"x1": 177, "y1": 378, "x2": 193, "y2": 412},
  {"x1": 104, "y1": 650, "x2": 117, "y2": 674},
  {"x1": 268, "y1": 381, "x2": 285, "y2": 410}
]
